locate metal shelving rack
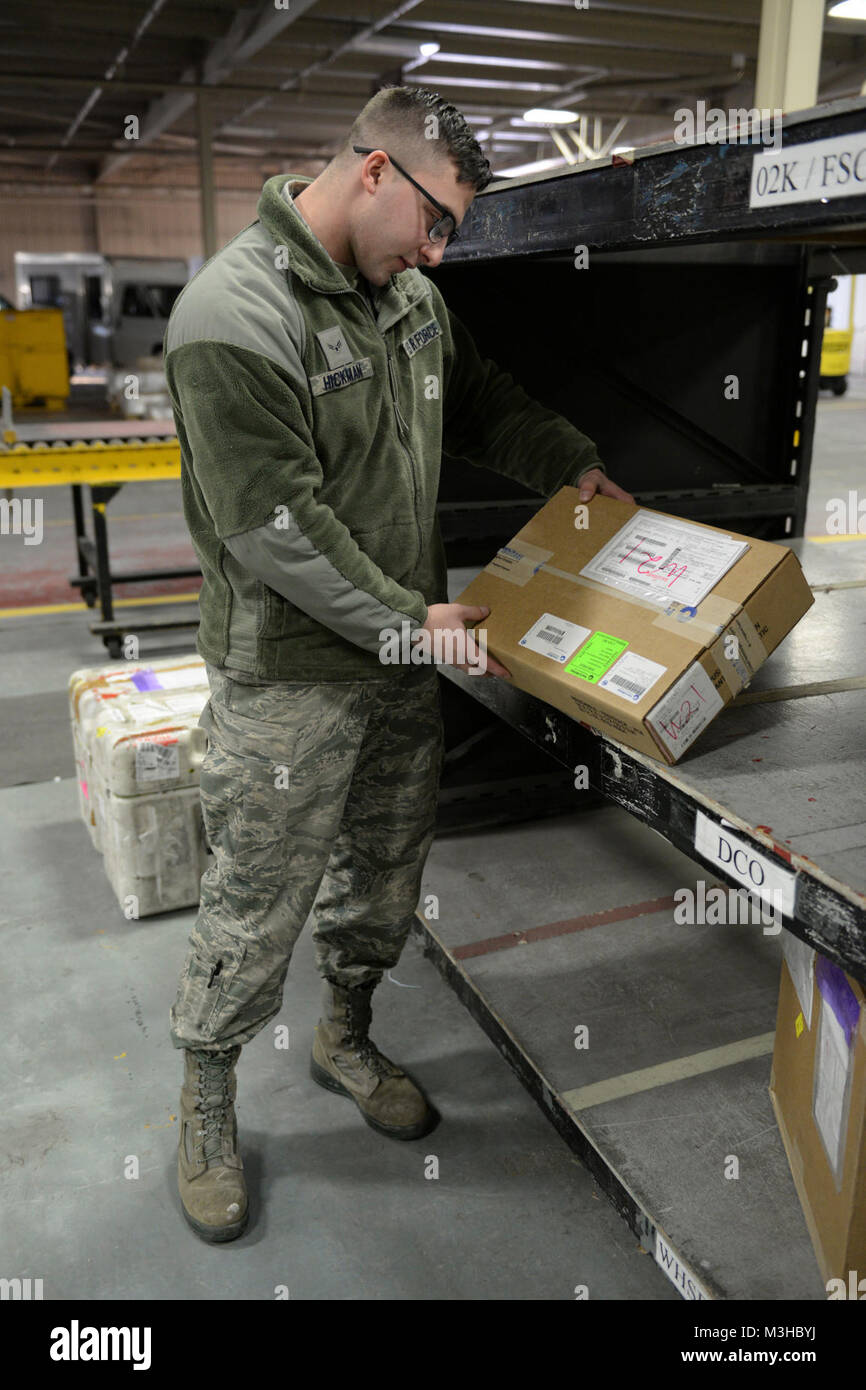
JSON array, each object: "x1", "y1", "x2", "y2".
[
  {"x1": 431, "y1": 95, "x2": 866, "y2": 981},
  {"x1": 434, "y1": 95, "x2": 866, "y2": 553},
  {"x1": 417, "y1": 98, "x2": 866, "y2": 1299}
]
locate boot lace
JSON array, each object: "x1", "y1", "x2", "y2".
[
  {"x1": 349, "y1": 1037, "x2": 397, "y2": 1081},
  {"x1": 344, "y1": 994, "x2": 398, "y2": 1081},
  {"x1": 194, "y1": 1052, "x2": 236, "y2": 1163}
]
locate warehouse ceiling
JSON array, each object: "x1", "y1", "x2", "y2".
[{"x1": 1, "y1": 0, "x2": 866, "y2": 198}]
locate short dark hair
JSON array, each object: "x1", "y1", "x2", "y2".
[{"x1": 340, "y1": 86, "x2": 492, "y2": 192}]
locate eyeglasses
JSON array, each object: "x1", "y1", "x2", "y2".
[{"x1": 353, "y1": 145, "x2": 460, "y2": 247}]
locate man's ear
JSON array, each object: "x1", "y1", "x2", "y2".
[{"x1": 358, "y1": 151, "x2": 386, "y2": 192}]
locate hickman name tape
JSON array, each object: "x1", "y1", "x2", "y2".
[
  {"x1": 454, "y1": 490, "x2": 814, "y2": 764},
  {"x1": 68, "y1": 656, "x2": 212, "y2": 914}
]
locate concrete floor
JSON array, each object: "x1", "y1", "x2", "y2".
[{"x1": 1, "y1": 377, "x2": 863, "y2": 1301}]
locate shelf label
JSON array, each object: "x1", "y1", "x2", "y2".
[
  {"x1": 694, "y1": 810, "x2": 796, "y2": 917},
  {"x1": 750, "y1": 131, "x2": 866, "y2": 208},
  {"x1": 654, "y1": 1229, "x2": 711, "y2": 1301}
]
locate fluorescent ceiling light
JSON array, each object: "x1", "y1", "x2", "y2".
[
  {"x1": 405, "y1": 76, "x2": 560, "y2": 91},
  {"x1": 401, "y1": 21, "x2": 577, "y2": 43},
  {"x1": 355, "y1": 37, "x2": 430, "y2": 59},
  {"x1": 477, "y1": 131, "x2": 550, "y2": 144},
  {"x1": 418, "y1": 42, "x2": 440, "y2": 56},
  {"x1": 828, "y1": 0, "x2": 866, "y2": 16},
  {"x1": 522, "y1": 107, "x2": 579, "y2": 124},
  {"x1": 497, "y1": 131, "x2": 558, "y2": 142},
  {"x1": 427, "y1": 52, "x2": 568, "y2": 71},
  {"x1": 495, "y1": 156, "x2": 568, "y2": 177},
  {"x1": 511, "y1": 107, "x2": 584, "y2": 127}
]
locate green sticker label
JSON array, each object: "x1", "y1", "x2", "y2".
[{"x1": 565, "y1": 632, "x2": 629, "y2": 683}]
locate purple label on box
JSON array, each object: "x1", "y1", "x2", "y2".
[
  {"x1": 130, "y1": 668, "x2": 163, "y2": 692},
  {"x1": 815, "y1": 954, "x2": 860, "y2": 1048}
]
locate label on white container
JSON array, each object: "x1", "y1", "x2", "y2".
[
  {"x1": 135, "y1": 740, "x2": 180, "y2": 783},
  {"x1": 163, "y1": 692, "x2": 208, "y2": 716},
  {"x1": 151, "y1": 666, "x2": 209, "y2": 690}
]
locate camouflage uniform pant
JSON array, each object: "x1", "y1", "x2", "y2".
[{"x1": 169, "y1": 660, "x2": 444, "y2": 1053}]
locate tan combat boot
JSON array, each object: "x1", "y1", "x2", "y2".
[
  {"x1": 177, "y1": 1045, "x2": 248, "y2": 1242},
  {"x1": 310, "y1": 979, "x2": 436, "y2": 1140}
]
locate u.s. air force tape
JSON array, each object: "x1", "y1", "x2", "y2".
[
  {"x1": 309, "y1": 358, "x2": 374, "y2": 395},
  {"x1": 401, "y1": 318, "x2": 442, "y2": 357}
]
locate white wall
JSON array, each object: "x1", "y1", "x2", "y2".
[{"x1": 0, "y1": 170, "x2": 320, "y2": 304}]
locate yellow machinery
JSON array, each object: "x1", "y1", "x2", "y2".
[
  {"x1": 819, "y1": 276, "x2": 856, "y2": 396},
  {"x1": 0, "y1": 304, "x2": 69, "y2": 409},
  {"x1": 0, "y1": 419, "x2": 197, "y2": 657}
]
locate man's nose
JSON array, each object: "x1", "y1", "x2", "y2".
[{"x1": 419, "y1": 239, "x2": 448, "y2": 268}]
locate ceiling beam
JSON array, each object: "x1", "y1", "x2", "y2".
[{"x1": 96, "y1": 0, "x2": 322, "y2": 181}]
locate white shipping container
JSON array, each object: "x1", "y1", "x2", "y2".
[
  {"x1": 88, "y1": 689, "x2": 210, "y2": 798},
  {"x1": 68, "y1": 656, "x2": 209, "y2": 852},
  {"x1": 98, "y1": 781, "x2": 211, "y2": 917}
]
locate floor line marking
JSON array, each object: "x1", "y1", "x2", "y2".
[
  {"x1": 452, "y1": 896, "x2": 678, "y2": 960},
  {"x1": 0, "y1": 592, "x2": 200, "y2": 618},
  {"x1": 563, "y1": 1032, "x2": 777, "y2": 1111}
]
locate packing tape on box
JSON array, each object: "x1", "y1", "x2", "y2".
[
  {"x1": 484, "y1": 552, "x2": 771, "y2": 683},
  {"x1": 483, "y1": 543, "x2": 554, "y2": 587},
  {"x1": 651, "y1": 592, "x2": 747, "y2": 647},
  {"x1": 710, "y1": 612, "x2": 769, "y2": 697},
  {"x1": 535, "y1": 563, "x2": 740, "y2": 647}
]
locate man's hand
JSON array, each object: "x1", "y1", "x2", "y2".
[
  {"x1": 420, "y1": 603, "x2": 511, "y2": 679},
  {"x1": 577, "y1": 467, "x2": 635, "y2": 505}
]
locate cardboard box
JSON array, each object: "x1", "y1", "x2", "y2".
[
  {"x1": 453, "y1": 489, "x2": 814, "y2": 763},
  {"x1": 770, "y1": 938, "x2": 866, "y2": 1290}
]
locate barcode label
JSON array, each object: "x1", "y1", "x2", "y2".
[
  {"x1": 519, "y1": 613, "x2": 592, "y2": 664},
  {"x1": 135, "y1": 740, "x2": 180, "y2": 783},
  {"x1": 536, "y1": 625, "x2": 567, "y2": 646},
  {"x1": 599, "y1": 651, "x2": 668, "y2": 704},
  {"x1": 607, "y1": 674, "x2": 647, "y2": 696}
]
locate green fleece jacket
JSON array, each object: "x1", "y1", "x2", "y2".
[{"x1": 163, "y1": 172, "x2": 606, "y2": 681}]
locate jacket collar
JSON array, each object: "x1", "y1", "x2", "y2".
[{"x1": 256, "y1": 173, "x2": 430, "y2": 330}]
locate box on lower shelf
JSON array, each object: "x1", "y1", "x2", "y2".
[{"x1": 771, "y1": 934, "x2": 866, "y2": 1292}]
